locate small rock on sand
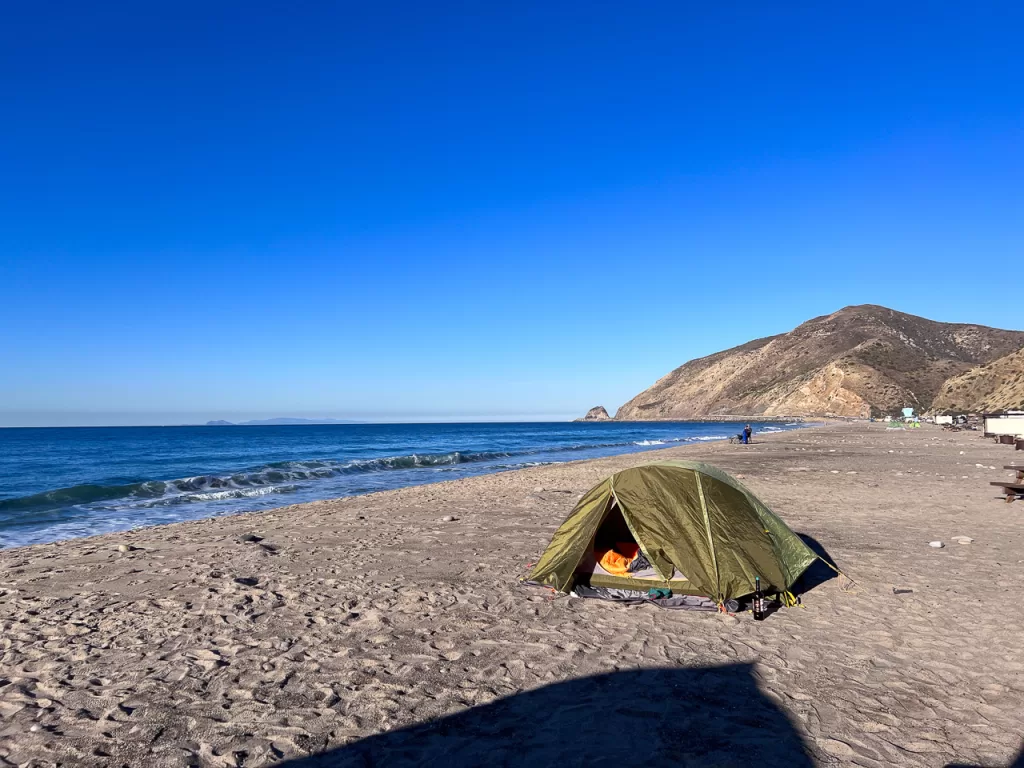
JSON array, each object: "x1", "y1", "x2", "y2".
[
  {"x1": 441, "y1": 515, "x2": 457, "y2": 522},
  {"x1": 116, "y1": 544, "x2": 132, "y2": 553},
  {"x1": 238, "y1": 534, "x2": 263, "y2": 543},
  {"x1": 952, "y1": 536, "x2": 974, "y2": 544},
  {"x1": 929, "y1": 541, "x2": 944, "y2": 548}
]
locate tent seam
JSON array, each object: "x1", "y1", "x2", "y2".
[{"x1": 694, "y1": 472, "x2": 722, "y2": 601}]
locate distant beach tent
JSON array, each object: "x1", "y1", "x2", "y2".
[{"x1": 526, "y1": 461, "x2": 827, "y2": 604}]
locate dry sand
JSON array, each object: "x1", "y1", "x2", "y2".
[{"x1": 1, "y1": 422, "x2": 1022, "y2": 767}]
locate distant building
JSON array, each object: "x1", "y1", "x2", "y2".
[{"x1": 982, "y1": 411, "x2": 1024, "y2": 438}]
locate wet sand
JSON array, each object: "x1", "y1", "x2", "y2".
[{"x1": 1, "y1": 422, "x2": 1022, "y2": 767}]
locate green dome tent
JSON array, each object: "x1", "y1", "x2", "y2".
[{"x1": 527, "y1": 461, "x2": 827, "y2": 604}]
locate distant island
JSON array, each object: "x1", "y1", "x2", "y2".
[{"x1": 206, "y1": 418, "x2": 365, "y2": 426}]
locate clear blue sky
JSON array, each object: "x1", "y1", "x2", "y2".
[{"x1": 2, "y1": 2, "x2": 1022, "y2": 426}]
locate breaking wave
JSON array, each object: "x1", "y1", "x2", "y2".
[
  {"x1": 0, "y1": 424, "x2": 806, "y2": 539},
  {"x1": 0, "y1": 431, "x2": 767, "y2": 517},
  {"x1": 0, "y1": 421, "x2": 812, "y2": 549},
  {"x1": 0, "y1": 450, "x2": 520, "y2": 514}
]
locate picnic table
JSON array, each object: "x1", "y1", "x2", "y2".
[
  {"x1": 991, "y1": 482, "x2": 1024, "y2": 502},
  {"x1": 993, "y1": 466, "x2": 1024, "y2": 501}
]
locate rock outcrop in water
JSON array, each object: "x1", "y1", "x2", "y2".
[
  {"x1": 615, "y1": 305, "x2": 1024, "y2": 419},
  {"x1": 575, "y1": 406, "x2": 612, "y2": 422}
]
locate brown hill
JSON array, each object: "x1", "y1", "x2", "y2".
[
  {"x1": 615, "y1": 305, "x2": 1024, "y2": 420},
  {"x1": 929, "y1": 348, "x2": 1024, "y2": 413}
]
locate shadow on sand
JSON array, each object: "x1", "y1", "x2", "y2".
[
  {"x1": 279, "y1": 663, "x2": 813, "y2": 767},
  {"x1": 947, "y1": 745, "x2": 1024, "y2": 768},
  {"x1": 794, "y1": 532, "x2": 840, "y2": 596}
]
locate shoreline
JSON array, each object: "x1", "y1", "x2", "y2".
[
  {"x1": 0, "y1": 420, "x2": 811, "y2": 551},
  {"x1": 2, "y1": 421, "x2": 1022, "y2": 766}
]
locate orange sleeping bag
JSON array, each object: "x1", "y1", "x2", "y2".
[{"x1": 596, "y1": 542, "x2": 641, "y2": 576}]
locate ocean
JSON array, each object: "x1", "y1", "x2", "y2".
[{"x1": 0, "y1": 421, "x2": 802, "y2": 549}]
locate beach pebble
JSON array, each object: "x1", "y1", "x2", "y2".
[
  {"x1": 116, "y1": 544, "x2": 132, "y2": 553},
  {"x1": 893, "y1": 587, "x2": 914, "y2": 594},
  {"x1": 234, "y1": 577, "x2": 260, "y2": 587},
  {"x1": 929, "y1": 541, "x2": 944, "y2": 548},
  {"x1": 952, "y1": 536, "x2": 974, "y2": 545},
  {"x1": 237, "y1": 533, "x2": 263, "y2": 543},
  {"x1": 441, "y1": 515, "x2": 457, "y2": 522}
]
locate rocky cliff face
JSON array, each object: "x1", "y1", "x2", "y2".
[
  {"x1": 575, "y1": 406, "x2": 611, "y2": 421},
  {"x1": 615, "y1": 305, "x2": 1024, "y2": 419},
  {"x1": 929, "y1": 348, "x2": 1024, "y2": 413}
]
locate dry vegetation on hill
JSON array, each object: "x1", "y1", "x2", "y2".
[{"x1": 614, "y1": 305, "x2": 1024, "y2": 419}]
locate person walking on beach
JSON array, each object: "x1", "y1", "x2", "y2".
[{"x1": 743, "y1": 424, "x2": 752, "y2": 444}]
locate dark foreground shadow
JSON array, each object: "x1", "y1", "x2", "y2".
[
  {"x1": 947, "y1": 743, "x2": 1024, "y2": 767},
  {"x1": 281, "y1": 663, "x2": 813, "y2": 768},
  {"x1": 795, "y1": 533, "x2": 839, "y2": 596}
]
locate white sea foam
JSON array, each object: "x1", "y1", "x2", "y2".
[
  {"x1": 0, "y1": 420, "x2": 807, "y2": 549},
  {"x1": 185, "y1": 486, "x2": 291, "y2": 502}
]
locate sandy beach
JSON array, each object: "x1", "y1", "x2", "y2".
[{"x1": 2, "y1": 422, "x2": 1022, "y2": 767}]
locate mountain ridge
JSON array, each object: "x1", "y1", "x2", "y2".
[
  {"x1": 614, "y1": 305, "x2": 1024, "y2": 420},
  {"x1": 929, "y1": 348, "x2": 1024, "y2": 413}
]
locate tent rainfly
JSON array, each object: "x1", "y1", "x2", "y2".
[{"x1": 526, "y1": 461, "x2": 831, "y2": 605}]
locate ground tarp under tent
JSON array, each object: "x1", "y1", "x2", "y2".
[{"x1": 525, "y1": 461, "x2": 827, "y2": 605}]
